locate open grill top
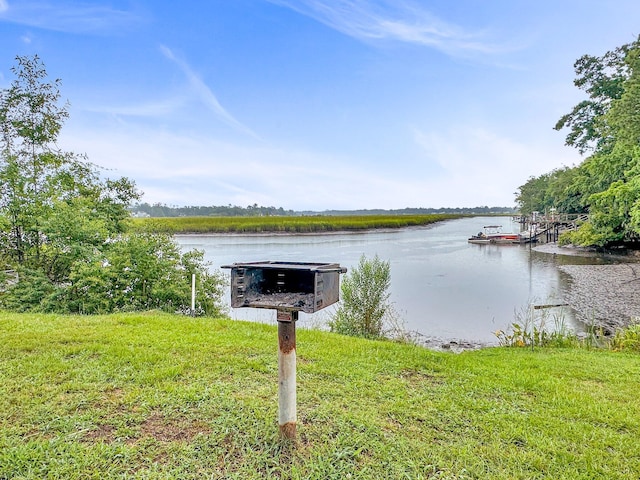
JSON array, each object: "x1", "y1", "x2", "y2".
[{"x1": 222, "y1": 261, "x2": 346, "y2": 314}]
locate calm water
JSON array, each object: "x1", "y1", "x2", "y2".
[{"x1": 175, "y1": 216, "x2": 603, "y2": 344}]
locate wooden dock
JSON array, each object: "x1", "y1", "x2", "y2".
[{"x1": 514, "y1": 213, "x2": 589, "y2": 243}]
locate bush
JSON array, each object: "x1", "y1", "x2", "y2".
[
  {"x1": 329, "y1": 254, "x2": 399, "y2": 339},
  {"x1": 0, "y1": 232, "x2": 227, "y2": 317}
]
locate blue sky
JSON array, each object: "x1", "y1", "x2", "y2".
[{"x1": 1, "y1": 1, "x2": 639, "y2": 210}]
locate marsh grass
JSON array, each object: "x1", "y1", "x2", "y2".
[
  {"x1": 2, "y1": 311, "x2": 640, "y2": 479},
  {"x1": 495, "y1": 303, "x2": 580, "y2": 349},
  {"x1": 496, "y1": 302, "x2": 640, "y2": 353},
  {"x1": 128, "y1": 214, "x2": 462, "y2": 234},
  {"x1": 610, "y1": 322, "x2": 640, "y2": 352}
]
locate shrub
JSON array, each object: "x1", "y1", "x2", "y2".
[
  {"x1": 329, "y1": 254, "x2": 398, "y2": 339},
  {"x1": 0, "y1": 232, "x2": 227, "y2": 317}
]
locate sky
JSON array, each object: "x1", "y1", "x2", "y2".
[{"x1": 1, "y1": 1, "x2": 639, "y2": 211}]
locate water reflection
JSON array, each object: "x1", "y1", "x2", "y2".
[{"x1": 174, "y1": 217, "x2": 616, "y2": 344}]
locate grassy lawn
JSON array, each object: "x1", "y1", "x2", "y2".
[
  {"x1": 1, "y1": 311, "x2": 639, "y2": 479},
  {"x1": 127, "y1": 214, "x2": 463, "y2": 234}
]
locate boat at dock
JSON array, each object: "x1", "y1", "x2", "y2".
[{"x1": 468, "y1": 225, "x2": 537, "y2": 245}]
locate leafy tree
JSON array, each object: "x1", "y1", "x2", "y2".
[
  {"x1": 525, "y1": 38, "x2": 640, "y2": 247},
  {"x1": 0, "y1": 55, "x2": 226, "y2": 315},
  {"x1": 329, "y1": 254, "x2": 396, "y2": 339},
  {"x1": 554, "y1": 36, "x2": 639, "y2": 155},
  {"x1": 515, "y1": 167, "x2": 586, "y2": 215},
  {"x1": 566, "y1": 46, "x2": 640, "y2": 245}
]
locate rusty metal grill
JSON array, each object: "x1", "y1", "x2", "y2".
[{"x1": 223, "y1": 261, "x2": 346, "y2": 313}]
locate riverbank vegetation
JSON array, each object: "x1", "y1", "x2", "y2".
[
  {"x1": 0, "y1": 56, "x2": 225, "y2": 315},
  {"x1": 516, "y1": 35, "x2": 640, "y2": 247},
  {"x1": 1, "y1": 311, "x2": 639, "y2": 479},
  {"x1": 128, "y1": 213, "x2": 462, "y2": 234}
]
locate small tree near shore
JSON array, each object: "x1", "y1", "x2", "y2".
[{"x1": 329, "y1": 254, "x2": 395, "y2": 339}]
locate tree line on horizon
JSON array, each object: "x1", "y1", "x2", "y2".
[
  {"x1": 516, "y1": 35, "x2": 640, "y2": 247},
  {"x1": 131, "y1": 202, "x2": 516, "y2": 217}
]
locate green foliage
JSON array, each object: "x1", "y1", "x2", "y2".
[
  {"x1": 0, "y1": 55, "x2": 226, "y2": 316},
  {"x1": 329, "y1": 254, "x2": 398, "y2": 339},
  {"x1": 0, "y1": 267, "x2": 58, "y2": 312},
  {"x1": 132, "y1": 203, "x2": 514, "y2": 218},
  {"x1": 0, "y1": 233, "x2": 227, "y2": 316},
  {"x1": 609, "y1": 322, "x2": 640, "y2": 352},
  {"x1": 558, "y1": 221, "x2": 611, "y2": 247},
  {"x1": 519, "y1": 37, "x2": 640, "y2": 247},
  {"x1": 554, "y1": 37, "x2": 638, "y2": 154},
  {"x1": 495, "y1": 304, "x2": 640, "y2": 353},
  {"x1": 495, "y1": 305, "x2": 579, "y2": 349},
  {"x1": 515, "y1": 167, "x2": 586, "y2": 215}
]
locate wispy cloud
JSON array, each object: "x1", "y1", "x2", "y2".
[
  {"x1": 160, "y1": 45, "x2": 260, "y2": 140},
  {"x1": 83, "y1": 98, "x2": 188, "y2": 118},
  {"x1": 61, "y1": 123, "x2": 434, "y2": 209},
  {"x1": 266, "y1": 0, "x2": 506, "y2": 56},
  {"x1": 0, "y1": 1, "x2": 144, "y2": 34},
  {"x1": 412, "y1": 125, "x2": 580, "y2": 205}
]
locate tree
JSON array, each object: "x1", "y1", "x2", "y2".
[
  {"x1": 527, "y1": 38, "x2": 640, "y2": 247},
  {"x1": 514, "y1": 167, "x2": 586, "y2": 216},
  {"x1": 0, "y1": 55, "x2": 226, "y2": 315},
  {"x1": 573, "y1": 46, "x2": 640, "y2": 245},
  {"x1": 554, "y1": 36, "x2": 639, "y2": 155}
]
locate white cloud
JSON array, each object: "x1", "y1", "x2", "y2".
[
  {"x1": 83, "y1": 97, "x2": 187, "y2": 118},
  {"x1": 59, "y1": 118, "x2": 561, "y2": 210},
  {"x1": 159, "y1": 45, "x2": 260, "y2": 140},
  {"x1": 266, "y1": 0, "x2": 508, "y2": 56},
  {"x1": 412, "y1": 125, "x2": 581, "y2": 206},
  {"x1": 0, "y1": 1, "x2": 144, "y2": 34}
]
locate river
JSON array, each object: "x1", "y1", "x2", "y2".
[{"x1": 174, "y1": 216, "x2": 610, "y2": 345}]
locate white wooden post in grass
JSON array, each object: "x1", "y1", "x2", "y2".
[{"x1": 191, "y1": 273, "x2": 196, "y2": 316}]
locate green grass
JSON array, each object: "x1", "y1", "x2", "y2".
[
  {"x1": 2, "y1": 311, "x2": 640, "y2": 479},
  {"x1": 128, "y1": 214, "x2": 463, "y2": 234}
]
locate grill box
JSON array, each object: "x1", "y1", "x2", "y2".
[{"x1": 222, "y1": 261, "x2": 347, "y2": 313}]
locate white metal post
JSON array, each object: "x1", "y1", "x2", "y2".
[{"x1": 277, "y1": 310, "x2": 297, "y2": 440}]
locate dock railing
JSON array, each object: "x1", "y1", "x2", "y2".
[{"x1": 515, "y1": 213, "x2": 590, "y2": 243}]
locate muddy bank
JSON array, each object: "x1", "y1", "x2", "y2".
[
  {"x1": 535, "y1": 244, "x2": 640, "y2": 332},
  {"x1": 559, "y1": 263, "x2": 640, "y2": 332}
]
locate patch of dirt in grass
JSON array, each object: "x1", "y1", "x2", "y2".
[
  {"x1": 83, "y1": 423, "x2": 117, "y2": 443},
  {"x1": 138, "y1": 412, "x2": 211, "y2": 443},
  {"x1": 82, "y1": 411, "x2": 212, "y2": 445},
  {"x1": 399, "y1": 368, "x2": 445, "y2": 386}
]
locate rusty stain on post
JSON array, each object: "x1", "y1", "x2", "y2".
[{"x1": 278, "y1": 312, "x2": 297, "y2": 440}]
